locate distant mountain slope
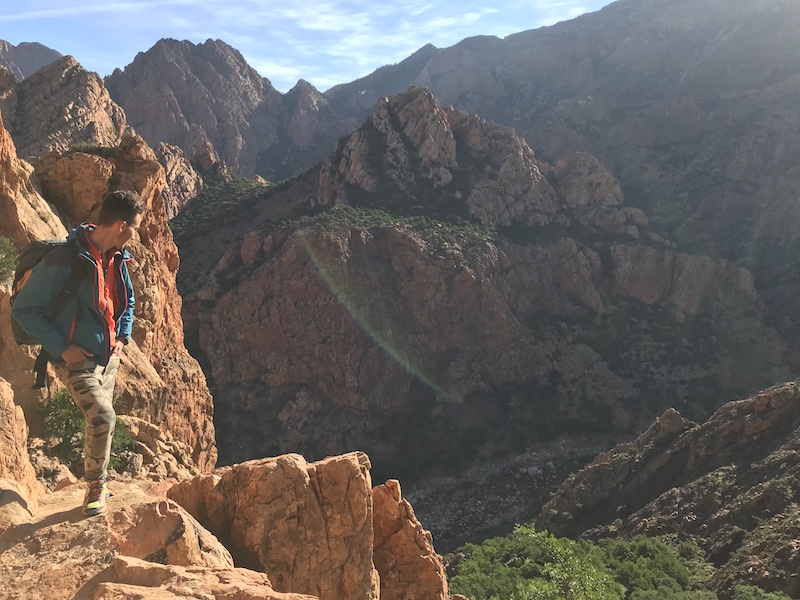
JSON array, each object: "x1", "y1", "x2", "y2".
[
  {"x1": 324, "y1": 0, "x2": 800, "y2": 302},
  {"x1": 0, "y1": 56, "x2": 125, "y2": 160},
  {"x1": 105, "y1": 38, "x2": 356, "y2": 179},
  {"x1": 104, "y1": 0, "x2": 800, "y2": 318},
  {"x1": 0, "y1": 40, "x2": 61, "y2": 81},
  {"x1": 173, "y1": 87, "x2": 792, "y2": 483},
  {"x1": 537, "y1": 381, "x2": 800, "y2": 598}
]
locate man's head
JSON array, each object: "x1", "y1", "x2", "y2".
[{"x1": 97, "y1": 190, "x2": 144, "y2": 249}]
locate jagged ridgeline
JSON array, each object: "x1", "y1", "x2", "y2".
[{"x1": 173, "y1": 87, "x2": 792, "y2": 487}]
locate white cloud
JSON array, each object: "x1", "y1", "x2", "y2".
[
  {"x1": 0, "y1": 0, "x2": 199, "y2": 21},
  {"x1": 246, "y1": 58, "x2": 303, "y2": 82}
]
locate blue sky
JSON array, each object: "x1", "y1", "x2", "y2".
[{"x1": 1, "y1": 1, "x2": 613, "y2": 92}]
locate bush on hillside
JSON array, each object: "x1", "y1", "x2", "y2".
[
  {"x1": 448, "y1": 526, "x2": 623, "y2": 600},
  {"x1": 447, "y1": 527, "x2": 718, "y2": 600},
  {"x1": 42, "y1": 388, "x2": 138, "y2": 474},
  {"x1": 732, "y1": 586, "x2": 792, "y2": 600}
]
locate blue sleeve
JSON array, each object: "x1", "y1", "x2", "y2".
[
  {"x1": 117, "y1": 261, "x2": 135, "y2": 342},
  {"x1": 11, "y1": 260, "x2": 71, "y2": 359}
]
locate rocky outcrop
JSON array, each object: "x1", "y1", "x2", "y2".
[
  {"x1": 117, "y1": 415, "x2": 200, "y2": 481},
  {"x1": 1, "y1": 452, "x2": 447, "y2": 599},
  {"x1": 169, "y1": 452, "x2": 381, "y2": 600},
  {"x1": 0, "y1": 40, "x2": 61, "y2": 81},
  {"x1": 0, "y1": 378, "x2": 41, "y2": 528},
  {"x1": 318, "y1": 87, "x2": 559, "y2": 227},
  {"x1": 106, "y1": 38, "x2": 355, "y2": 180},
  {"x1": 0, "y1": 479, "x2": 313, "y2": 599},
  {"x1": 1, "y1": 55, "x2": 125, "y2": 160},
  {"x1": 155, "y1": 142, "x2": 203, "y2": 219},
  {"x1": 0, "y1": 111, "x2": 65, "y2": 242},
  {"x1": 28, "y1": 133, "x2": 217, "y2": 471},
  {"x1": 168, "y1": 452, "x2": 449, "y2": 600},
  {"x1": 373, "y1": 480, "x2": 449, "y2": 600},
  {"x1": 537, "y1": 382, "x2": 800, "y2": 598},
  {"x1": 0, "y1": 110, "x2": 70, "y2": 427},
  {"x1": 96, "y1": 556, "x2": 316, "y2": 599}
]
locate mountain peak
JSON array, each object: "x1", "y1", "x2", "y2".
[{"x1": 0, "y1": 38, "x2": 62, "y2": 81}]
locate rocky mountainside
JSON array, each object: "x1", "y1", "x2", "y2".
[
  {"x1": 0, "y1": 39, "x2": 61, "y2": 81},
  {"x1": 101, "y1": 0, "x2": 800, "y2": 326},
  {"x1": 536, "y1": 382, "x2": 800, "y2": 598},
  {"x1": 323, "y1": 0, "x2": 800, "y2": 308},
  {"x1": 0, "y1": 109, "x2": 216, "y2": 470},
  {"x1": 105, "y1": 38, "x2": 357, "y2": 179},
  {"x1": 0, "y1": 56, "x2": 126, "y2": 161},
  {"x1": 174, "y1": 87, "x2": 793, "y2": 489}
]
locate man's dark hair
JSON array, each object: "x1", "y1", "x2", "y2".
[{"x1": 97, "y1": 190, "x2": 144, "y2": 226}]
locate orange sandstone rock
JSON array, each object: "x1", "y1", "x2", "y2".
[
  {"x1": 373, "y1": 479, "x2": 450, "y2": 600},
  {"x1": 170, "y1": 452, "x2": 380, "y2": 600}
]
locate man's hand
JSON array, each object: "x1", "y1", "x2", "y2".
[
  {"x1": 61, "y1": 345, "x2": 93, "y2": 364},
  {"x1": 112, "y1": 340, "x2": 125, "y2": 355}
]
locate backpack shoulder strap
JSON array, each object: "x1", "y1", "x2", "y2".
[{"x1": 44, "y1": 249, "x2": 88, "y2": 321}]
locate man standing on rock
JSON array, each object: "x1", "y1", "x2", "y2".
[{"x1": 12, "y1": 190, "x2": 143, "y2": 517}]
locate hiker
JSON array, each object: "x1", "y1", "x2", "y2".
[{"x1": 11, "y1": 190, "x2": 143, "y2": 516}]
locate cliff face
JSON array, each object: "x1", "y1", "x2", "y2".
[
  {"x1": 0, "y1": 40, "x2": 61, "y2": 81},
  {"x1": 0, "y1": 104, "x2": 217, "y2": 471},
  {"x1": 155, "y1": 142, "x2": 204, "y2": 219},
  {"x1": 324, "y1": 0, "x2": 800, "y2": 302},
  {"x1": 105, "y1": 39, "x2": 355, "y2": 180},
  {"x1": 0, "y1": 378, "x2": 41, "y2": 525},
  {"x1": 537, "y1": 382, "x2": 800, "y2": 599},
  {"x1": 175, "y1": 87, "x2": 791, "y2": 480},
  {"x1": 0, "y1": 56, "x2": 126, "y2": 161}
]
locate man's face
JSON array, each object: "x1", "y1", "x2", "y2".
[{"x1": 116, "y1": 213, "x2": 142, "y2": 248}]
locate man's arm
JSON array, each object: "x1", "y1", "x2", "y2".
[
  {"x1": 117, "y1": 261, "x2": 135, "y2": 344},
  {"x1": 11, "y1": 259, "x2": 73, "y2": 360}
]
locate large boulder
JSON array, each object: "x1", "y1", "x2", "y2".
[
  {"x1": 0, "y1": 377, "x2": 42, "y2": 529},
  {"x1": 169, "y1": 452, "x2": 380, "y2": 600},
  {"x1": 373, "y1": 479, "x2": 450, "y2": 600}
]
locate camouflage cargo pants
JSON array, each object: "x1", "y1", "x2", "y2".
[{"x1": 55, "y1": 353, "x2": 120, "y2": 481}]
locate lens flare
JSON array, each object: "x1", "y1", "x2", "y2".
[{"x1": 297, "y1": 229, "x2": 451, "y2": 400}]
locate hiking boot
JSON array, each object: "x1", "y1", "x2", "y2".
[{"x1": 82, "y1": 479, "x2": 109, "y2": 517}]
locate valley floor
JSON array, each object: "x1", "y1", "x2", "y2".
[{"x1": 404, "y1": 434, "x2": 617, "y2": 552}]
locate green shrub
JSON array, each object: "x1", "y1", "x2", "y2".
[
  {"x1": 280, "y1": 205, "x2": 496, "y2": 258},
  {"x1": 630, "y1": 589, "x2": 716, "y2": 599},
  {"x1": 449, "y1": 526, "x2": 623, "y2": 600},
  {"x1": 732, "y1": 586, "x2": 792, "y2": 600},
  {"x1": 448, "y1": 527, "x2": 710, "y2": 600},
  {"x1": 0, "y1": 235, "x2": 16, "y2": 281},
  {"x1": 41, "y1": 388, "x2": 138, "y2": 473},
  {"x1": 598, "y1": 535, "x2": 691, "y2": 593}
]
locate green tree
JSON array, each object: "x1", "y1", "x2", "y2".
[
  {"x1": 598, "y1": 536, "x2": 691, "y2": 594},
  {"x1": 449, "y1": 526, "x2": 622, "y2": 600},
  {"x1": 42, "y1": 388, "x2": 138, "y2": 472},
  {"x1": 732, "y1": 585, "x2": 792, "y2": 600},
  {"x1": 512, "y1": 529, "x2": 622, "y2": 600}
]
